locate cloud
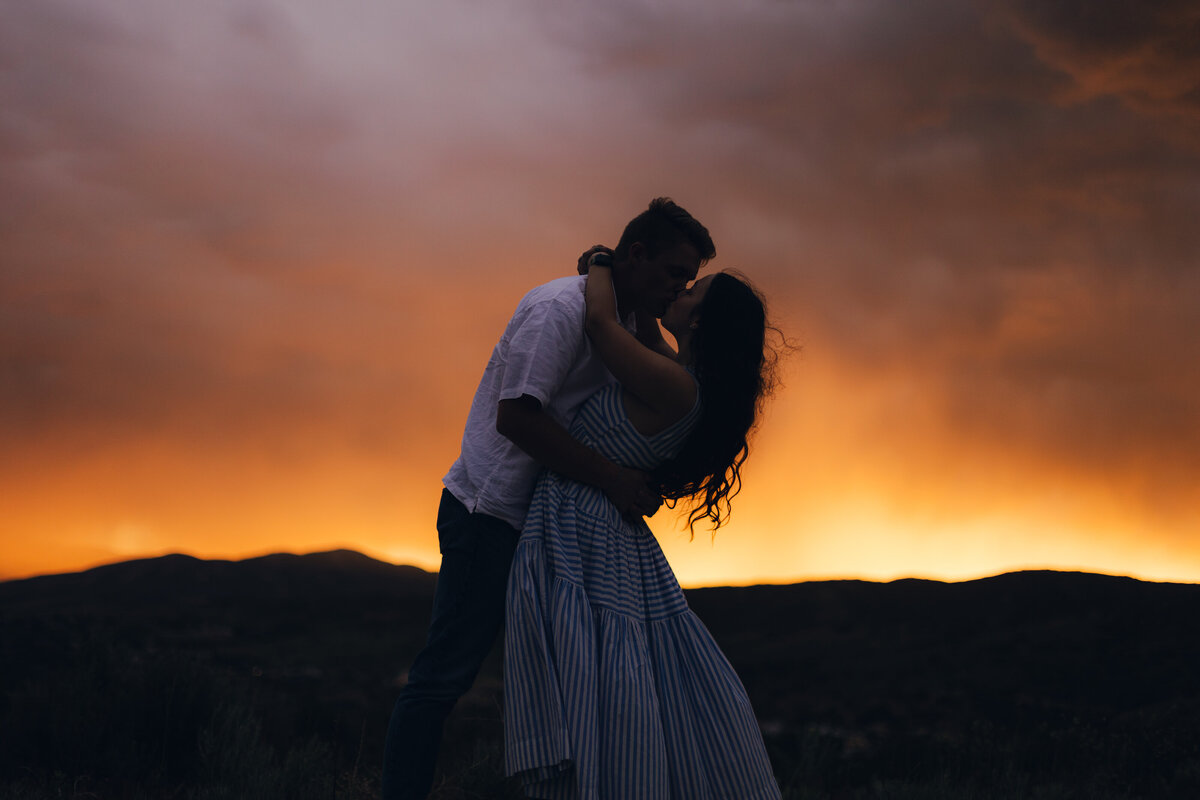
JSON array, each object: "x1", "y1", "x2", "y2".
[
  {"x1": 998, "y1": 0, "x2": 1200, "y2": 118},
  {"x1": 518, "y1": 0, "x2": 1200, "y2": 486},
  {"x1": 2, "y1": 0, "x2": 1197, "y2": 581}
]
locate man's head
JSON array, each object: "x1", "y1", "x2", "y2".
[{"x1": 612, "y1": 198, "x2": 715, "y2": 317}]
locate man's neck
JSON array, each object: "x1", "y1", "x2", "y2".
[{"x1": 611, "y1": 264, "x2": 636, "y2": 320}]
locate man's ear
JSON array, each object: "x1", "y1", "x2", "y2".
[{"x1": 627, "y1": 241, "x2": 646, "y2": 266}]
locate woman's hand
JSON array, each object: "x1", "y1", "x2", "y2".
[{"x1": 577, "y1": 244, "x2": 614, "y2": 275}]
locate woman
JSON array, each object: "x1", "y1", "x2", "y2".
[{"x1": 503, "y1": 254, "x2": 781, "y2": 800}]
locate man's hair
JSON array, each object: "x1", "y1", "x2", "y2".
[{"x1": 614, "y1": 197, "x2": 715, "y2": 264}]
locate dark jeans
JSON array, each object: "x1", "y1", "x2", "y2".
[{"x1": 381, "y1": 489, "x2": 520, "y2": 800}]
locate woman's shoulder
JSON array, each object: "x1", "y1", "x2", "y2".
[{"x1": 620, "y1": 370, "x2": 698, "y2": 439}]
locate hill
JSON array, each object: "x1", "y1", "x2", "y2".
[
  {"x1": 0, "y1": 548, "x2": 435, "y2": 611},
  {"x1": 2, "y1": 553, "x2": 1199, "y2": 799}
]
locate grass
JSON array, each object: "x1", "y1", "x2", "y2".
[
  {"x1": 0, "y1": 644, "x2": 348, "y2": 800},
  {"x1": 5, "y1": 568, "x2": 1200, "y2": 799},
  {"x1": 4, "y1": 641, "x2": 1198, "y2": 799}
]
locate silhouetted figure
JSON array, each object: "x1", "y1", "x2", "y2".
[
  {"x1": 382, "y1": 199, "x2": 715, "y2": 800},
  {"x1": 503, "y1": 259, "x2": 781, "y2": 797}
]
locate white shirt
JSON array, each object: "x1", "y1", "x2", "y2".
[{"x1": 443, "y1": 275, "x2": 630, "y2": 530}]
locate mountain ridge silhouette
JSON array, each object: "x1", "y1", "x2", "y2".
[
  {"x1": 0, "y1": 549, "x2": 436, "y2": 612},
  {"x1": 3, "y1": 550, "x2": 1196, "y2": 627},
  {"x1": 3, "y1": 549, "x2": 1200, "y2": 796},
  {"x1": 5, "y1": 547, "x2": 1188, "y2": 593}
]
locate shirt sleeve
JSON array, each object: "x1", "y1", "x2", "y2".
[{"x1": 498, "y1": 292, "x2": 585, "y2": 408}]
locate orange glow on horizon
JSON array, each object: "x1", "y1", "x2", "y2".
[
  {"x1": 3, "y1": 1, "x2": 1197, "y2": 591},
  {"x1": 4, "y1": 350, "x2": 1198, "y2": 588},
  {"x1": 4, "y1": 320, "x2": 1199, "y2": 588}
]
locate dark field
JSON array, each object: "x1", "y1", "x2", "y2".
[{"x1": 2, "y1": 550, "x2": 1199, "y2": 799}]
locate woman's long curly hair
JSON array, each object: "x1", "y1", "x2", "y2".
[{"x1": 652, "y1": 271, "x2": 778, "y2": 533}]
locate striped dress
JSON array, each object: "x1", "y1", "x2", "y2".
[{"x1": 504, "y1": 382, "x2": 781, "y2": 800}]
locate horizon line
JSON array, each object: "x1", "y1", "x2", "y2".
[{"x1": 3, "y1": 546, "x2": 1194, "y2": 588}]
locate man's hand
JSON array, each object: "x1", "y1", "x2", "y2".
[
  {"x1": 577, "y1": 244, "x2": 614, "y2": 275},
  {"x1": 498, "y1": 395, "x2": 662, "y2": 520},
  {"x1": 600, "y1": 464, "x2": 663, "y2": 520}
]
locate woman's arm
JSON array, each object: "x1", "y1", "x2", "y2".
[{"x1": 585, "y1": 263, "x2": 695, "y2": 418}]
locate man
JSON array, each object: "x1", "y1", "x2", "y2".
[{"x1": 381, "y1": 198, "x2": 716, "y2": 800}]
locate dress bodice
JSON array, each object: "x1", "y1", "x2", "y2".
[{"x1": 568, "y1": 382, "x2": 700, "y2": 471}]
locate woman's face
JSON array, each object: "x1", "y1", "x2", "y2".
[{"x1": 662, "y1": 274, "x2": 715, "y2": 335}]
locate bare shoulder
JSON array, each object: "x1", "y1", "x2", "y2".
[{"x1": 621, "y1": 365, "x2": 697, "y2": 436}]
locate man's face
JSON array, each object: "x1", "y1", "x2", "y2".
[{"x1": 627, "y1": 240, "x2": 702, "y2": 317}]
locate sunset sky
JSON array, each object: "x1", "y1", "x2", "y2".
[{"x1": 3, "y1": 0, "x2": 1198, "y2": 586}]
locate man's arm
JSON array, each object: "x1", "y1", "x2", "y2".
[{"x1": 496, "y1": 395, "x2": 661, "y2": 519}]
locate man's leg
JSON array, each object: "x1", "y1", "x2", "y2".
[{"x1": 381, "y1": 489, "x2": 519, "y2": 800}]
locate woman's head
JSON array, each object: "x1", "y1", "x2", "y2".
[
  {"x1": 654, "y1": 270, "x2": 776, "y2": 532},
  {"x1": 690, "y1": 272, "x2": 767, "y2": 379},
  {"x1": 660, "y1": 273, "x2": 715, "y2": 338}
]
